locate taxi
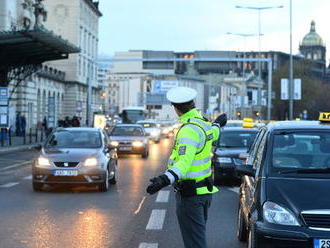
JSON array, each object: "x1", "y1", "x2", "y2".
[{"x1": 235, "y1": 113, "x2": 330, "y2": 248}]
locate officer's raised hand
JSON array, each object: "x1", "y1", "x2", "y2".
[{"x1": 146, "y1": 174, "x2": 170, "y2": 194}]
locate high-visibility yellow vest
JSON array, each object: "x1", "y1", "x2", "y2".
[{"x1": 167, "y1": 108, "x2": 220, "y2": 195}]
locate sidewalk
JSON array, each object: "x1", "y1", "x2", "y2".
[{"x1": 0, "y1": 135, "x2": 41, "y2": 154}]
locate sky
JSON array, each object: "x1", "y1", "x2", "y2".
[{"x1": 98, "y1": 0, "x2": 330, "y2": 61}]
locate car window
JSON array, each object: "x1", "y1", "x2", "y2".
[
  {"x1": 271, "y1": 131, "x2": 330, "y2": 170},
  {"x1": 111, "y1": 126, "x2": 144, "y2": 136},
  {"x1": 247, "y1": 129, "x2": 266, "y2": 164},
  {"x1": 46, "y1": 131, "x2": 102, "y2": 148},
  {"x1": 218, "y1": 131, "x2": 257, "y2": 148},
  {"x1": 254, "y1": 132, "x2": 268, "y2": 176}
]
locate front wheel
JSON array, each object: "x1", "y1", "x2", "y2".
[
  {"x1": 142, "y1": 150, "x2": 149, "y2": 158},
  {"x1": 247, "y1": 224, "x2": 260, "y2": 248},
  {"x1": 33, "y1": 182, "x2": 43, "y2": 191},
  {"x1": 109, "y1": 164, "x2": 118, "y2": 185},
  {"x1": 237, "y1": 204, "x2": 248, "y2": 241},
  {"x1": 99, "y1": 170, "x2": 109, "y2": 192}
]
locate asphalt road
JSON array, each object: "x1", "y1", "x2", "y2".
[{"x1": 0, "y1": 139, "x2": 246, "y2": 248}]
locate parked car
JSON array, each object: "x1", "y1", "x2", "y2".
[
  {"x1": 137, "y1": 120, "x2": 161, "y2": 143},
  {"x1": 236, "y1": 118, "x2": 330, "y2": 247},
  {"x1": 32, "y1": 127, "x2": 118, "y2": 192},
  {"x1": 212, "y1": 127, "x2": 258, "y2": 184},
  {"x1": 109, "y1": 124, "x2": 149, "y2": 158}
]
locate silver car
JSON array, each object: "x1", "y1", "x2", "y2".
[{"x1": 32, "y1": 128, "x2": 118, "y2": 192}]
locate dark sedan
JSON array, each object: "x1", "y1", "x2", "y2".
[
  {"x1": 32, "y1": 128, "x2": 118, "y2": 192},
  {"x1": 212, "y1": 127, "x2": 258, "y2": 184},
  {"x1": 236, "y1": 119, "x2": 330, "y2": 248},
  {"x1": 109, "y1": 124, "x2": 149, "y2": 158}
]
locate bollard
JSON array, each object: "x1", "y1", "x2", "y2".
[
  {"x1": 8, "y1": 127, "x2": 12, "y2": 146},
  {"x1": 29, "y1": 128, "x2": 32, "y2": 144},
  {"x1": 35, "y1": 128, "x2": 38, "y2": 143}
]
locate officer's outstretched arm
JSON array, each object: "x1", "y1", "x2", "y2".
[{"x1": 165, "y1": 126, "x2": 198, "y2": 184}]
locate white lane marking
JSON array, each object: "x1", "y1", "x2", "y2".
[
  {"x1": 146, "y1": 209, "x2": 166, "y2": 230},
  {"x1": 23, "y1": 175, "x2": 32, "y2": 180},
  {"x1": 139, "y1": 243, "x2": 158, "y2": 248},
  {"x1": 0, "y1": 161, "x2": 31, "y2": 172},
  {"x1": 134, "y1": 196, "x2": 146, "y2": 215},
  {"x1": 227, "y1": 187, "x2": 239, "y2": 194},
  {"x1": 0, "y1": 182, "x2": 19, "y2": 188},
  {"x1": 156, "y1": 190, "x2": 170, "y2": 203}
]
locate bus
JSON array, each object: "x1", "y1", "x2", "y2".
[{"x1": 120, "y1": 106, "x2": 147, "y2": 124}]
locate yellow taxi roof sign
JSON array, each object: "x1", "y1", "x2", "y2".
[
  {"x1": 243, "y1": 122, "x2": 255, "y2": 128},
  {"x1": 319, "y1": 112, "x2": 330, "y2": 122},
  {"x1": 243, "y1": 118, "x2": 253, "y2": 123}
]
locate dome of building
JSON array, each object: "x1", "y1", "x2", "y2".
[{"x1": 302, "y1": 21, "x2": 324, "y2": 46}]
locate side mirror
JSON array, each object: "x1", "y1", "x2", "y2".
[
  {"x1": 235, "y1": 164, "x2": 256, "y2": 177},
  {"x1": 239, "y1": 153, "x2": 248, "y2": 162},
  {"x1": 35, "y1": 144, "x2": 42, "y2": 151}
]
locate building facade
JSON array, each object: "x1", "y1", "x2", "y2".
[{"x1": 44, "y1": 0, "x2": 102, "y2": 125}]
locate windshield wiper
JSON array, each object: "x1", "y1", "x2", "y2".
[{"x1": 280, "y1": 168, "x2": 330, "y2": 174}]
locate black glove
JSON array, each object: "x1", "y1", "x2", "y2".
[
  {"x1": 146, "y1": 174, "x2": 170, "y2": 195},
  {"x1": 214, "y1": 113, "x2": 227, "y2": 127}
]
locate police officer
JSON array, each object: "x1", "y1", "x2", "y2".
[{"x1": 146, "y1": 87, "x2": 227, "y2": 248}]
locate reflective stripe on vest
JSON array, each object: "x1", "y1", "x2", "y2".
[
  {"x1": 189, "y1": 118, "x2": 212, "y2": 131},
  {"x1": 191, "y1": 157, "x2": 211, "y2": 166},
  {"x1": 185, "y1": 167, "x2": 211, "y2": 179}
]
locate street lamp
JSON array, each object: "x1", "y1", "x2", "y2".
[
  {"x1": 289, "y1": 0, "x2": 293, "y2": 120},
  {"x1": 236, "y1": 5, "x2": 284, "y2": 106}
]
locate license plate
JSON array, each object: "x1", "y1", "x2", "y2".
[
  {"x1": 54, "y1": 170, "x2": 78, "y2": 176},
  {"x1": 119, "y1": 146, "x2": 132, "y2": 151},
  {"x1": 314, "y1": 239, "x2": 330, "y2": 248},
  {"x1": 219, "y1": 157, "x2": 232, "y2": 163}
]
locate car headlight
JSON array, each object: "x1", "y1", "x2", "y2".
[
  {"x1": 84, "y1": 158, "x2": 98, "y2": 167},
  {"x1": 151, "y1": 130, "x2": 159, "y2": 137},
  {"x1": 132, "y1": 141, "x2": 144, "y2": 147},
  {"x1": 36, "y1": 157, "x2": 51, "y2": 167},
  {"x1": 110, "y1": 141, "x2": 119, "y2": 147},
  {"x1": 263, "y1": 201, "x2": 299, "y2": 226}
]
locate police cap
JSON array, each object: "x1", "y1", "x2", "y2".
[{"x1": 166, "y1": 87, "x2": 197, "y2": 104}]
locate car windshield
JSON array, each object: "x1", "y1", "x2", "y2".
[
  {"x1": 111, "y1": 126, "x2": 144, "y2": 136},
  {"x1": 46, "y1": 130, "x2": 102, "y2": 148},
  {"x1": 271, "y1": 131, "x2": 330, "y2": 172},
  {"x1": 225, "y1": 123, "x2": 242, "y2": 128},
  {"x1": 218, "y1": 131, "x2": 257, "y2": 148}
]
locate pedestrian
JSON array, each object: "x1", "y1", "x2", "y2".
[
  {"x1": 146, "y1": 87, "x2": 227, "y2": 248},
  {"x1": 15, "y1": 112, "x2": 22, "y2": 136},
  {"x1": 21, "y1": 115, "x2": 26, "y2": 137},
  {"x1": 71, "y1": 116, "x2": 80, "y2": 127},
  {"x1": 64, "y1": 116, "x2": 71, "y2": 127}
]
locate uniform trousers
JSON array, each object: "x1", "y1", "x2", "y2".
[{"x1": 175, "y1": 193, "x2": 212, "y2": 248}]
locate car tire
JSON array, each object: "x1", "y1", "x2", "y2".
[
  {"x1": 99, "y1": 170, "x2": 109, "y2": 192},
  {"x1": 142, "y1": 150, "x2": 149, "y2": 158},
  {"x1": 109, "y1": 163, "x2": 118, "y2": 185},
  {"x1": 237, "y1": 203, "x2": 248, "y2": 242},
  {"x1": 33, "y1": 182, "x2": 43, "y2": 191},
  {"x1": 247, "y1": 224, "x2": 259, "y2": 248}
]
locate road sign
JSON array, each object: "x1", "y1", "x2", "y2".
[
  {"x1": 281, "y1": 79, "x2": 289, "y2": 100},
  {"x1": 48, "y1": 97, "x2": 56, "y2": 128},
  {"x1": 152, "y1": 80, "x2": 179, "y2": 93},
  {"x1": 0, "y1": 87, "x2": 8, "y2": 106},
  {"x1": 293, "y1": 79, "x2": 301, "y2": 100},
  {"x1": 281, "y1": 78, "x2": 301, "y2": 100}
]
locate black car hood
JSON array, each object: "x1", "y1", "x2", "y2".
[
  {"x1": 215, "y1": 147, "x2": 247, "y2": 158},
  {"x1": 266, "y1": 177, "x2": 330, "y2": 213},
  {"x1": 109, "y1": 136, "x2": 147, "y2": 142},
  {"x1": 42, "y1": 148, "x2": 100, "y2": 162}
]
